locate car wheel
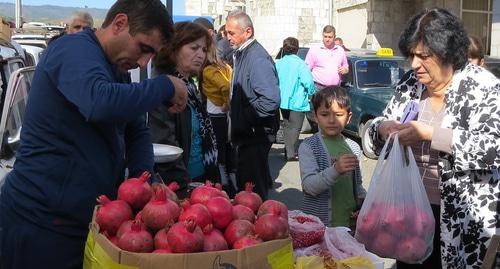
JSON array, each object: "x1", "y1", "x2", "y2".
[{"x1": 360, "y1": 120, "x2": 377, "y2": 159}]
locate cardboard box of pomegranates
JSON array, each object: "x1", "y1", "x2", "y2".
[{"x1": 83, "y1": 207, "x2": 294, "y2": 269}]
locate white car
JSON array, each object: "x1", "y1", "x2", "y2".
[
  {"x1": 20, "y1": 44, "x2": 45, "y2": 66},
  {"x1": 0, "y1": 43, "x2": 33, "y2": 194},
  {"x1": 11, "y1": 34, "x2": 49, "y2": 49}
]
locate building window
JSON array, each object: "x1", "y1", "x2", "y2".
[{"x1": 462, "y1": 0, "x2": 492, "y2": 54}]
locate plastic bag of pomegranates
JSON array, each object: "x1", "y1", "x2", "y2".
[
  {"x1": 288, "y1": 210, "x2": 326, "y2": 249},
  {"x1": 354, "y1": 133, "x2": 435, "y2": 264}
]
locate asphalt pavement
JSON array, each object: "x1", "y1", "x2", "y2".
[{"x1": 268, "y1": 133, "x2": 396, "y2": 269}]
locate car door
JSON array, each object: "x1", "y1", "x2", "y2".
[{"x1": 0, "y1": 67, "x2": 36, "y2": 191}]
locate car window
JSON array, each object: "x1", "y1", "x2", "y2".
[
  {"x1": 485, "y1": 62, "x2": 500, "y2": 78},
  {"x1": 0, "y1": 67, "x2": 35, "y2": 156},
  {"x1": 297, "y1": 48, "x2": 309, "y2": 60},
  {"x1": 355, "y1": 59, "x2": 407, "y2": 88}
]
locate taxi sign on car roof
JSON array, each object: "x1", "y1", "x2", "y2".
[{"x1": 376, "y1": 48, "x2": 394, "y2": 57}]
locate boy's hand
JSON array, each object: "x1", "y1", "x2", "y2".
[{"x1": 333, "y1": 153, "x2": 357, "y2": 174}]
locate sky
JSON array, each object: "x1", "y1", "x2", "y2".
[{"x1": 11, "y1": 0, "x2": 185, "y2": 14}]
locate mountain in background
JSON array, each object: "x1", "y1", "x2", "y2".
[{"x1": 0, "y1": 2, "x2": 107, "y2": 24}]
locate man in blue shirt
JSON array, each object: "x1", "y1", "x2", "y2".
[{"x1": 0, "y1": 1, "x2": 187, "y2": 268}]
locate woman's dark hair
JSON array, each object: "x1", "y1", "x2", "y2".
[
  {"x1": 154, "y1": 21, "x2": 212, "y2": 74},
  {"x1": 102, "y1": 0, "x2": 174, "y2": 42},
  {"x1": 312, "y1": 86, "x2": 350, "y2": 113},
  {"x1": 468, "y1": 35, "x2": 484, "y2": 61},
  {"x1": 398, "y1": 8, "x2": 469, "y2": 71},
  {"x1": 282, "y1": 37, "x2": 299, "y2": 56}
]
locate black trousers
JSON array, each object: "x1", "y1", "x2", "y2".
[
  {"x1": 396, "y1": 203, "x2": 442, "y2": 269},
  {"x1": 280, "y1": 109, "x2": 305, "y2": 158},
  {"x1": 0, "y1": 205, "x2": 86, "y2": 269},
  {"x1": 235, "y1": 142, "x2": 272, "y2": 200},
  {"x1": 209, "y1": 113, "x2": 234, "y2": 173}
]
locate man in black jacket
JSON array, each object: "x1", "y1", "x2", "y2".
[{"x1": 225, "y1": 10, "x2": 280, "y2": 200}]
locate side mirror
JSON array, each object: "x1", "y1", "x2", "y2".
[{"x1": 341, "y1": 81, "x2": 353, "y2": 88}]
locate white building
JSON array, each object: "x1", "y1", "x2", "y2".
[{"x1": 184, "y1": 0, "x2": 500, "y2": 57}]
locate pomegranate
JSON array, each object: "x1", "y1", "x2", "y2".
[
  {"x1": 103, "y1": 231, "x2": 119, "y2": 246},
  {"x1": 234, "y1": 182, "x2": 262, "y2": 213},
  {"x1": 180, "y1": 199, "x2": 191, "y2": 210},
  {"x1": 289, "y1": 214, "x2": 325, "y2": 248},
  {"x1": 255, "y1": 214, "x2": 289, "y2": 241},
  {"x1": 117, "y1": 220, "x2": 154, "y2": 253},
  {"x1": 167, "y1": 219, "x2": 204, "y2": 253},
  {"x1": 116, "y1": 216, "x2": 148, "y2": 239},
  {"x1": 141, "y1": 187, "x2": 181, "y2": 231},
  {"x1": 381, "y1": 205, "x2": 407, "y2": 234},
  {"x1": 152, "y1": 248, "x2": 173, "y2": 253},
  {"x1": 257, "y1": 200, "x2": 288, "y2": 219},
  {"x1": 370, "y1": 231, "x2": 397, "y2": 258},
  {"x1": 224, "y1": 219, "x2": 255, "y2": 248},
  {"x1": 154, "y1": 224, "x2": 174, "y2": 250},
  {"x1": 152, "y1": 182, "x2": 180, "y2": 203},
  {"x1": 95, "y1": 195, "x2": 133, "y2": 236},
  {"x1": 396, "y1": 236, "x2": 429, "y2": 263},
  {"x1": 409, "y1": 206, "x2": 435, "y2": 238},
  {"x1": 190, "y1": 181, "x2": 225, "y2": 205},
  {"x1": 117, "y1": 171, "x2": 153, "y2": 210},
  {"x1": 356, "y1": 202, "x2": 383, "y2": 240},
  {"x1": 203, "y1": 224, "x2": 228, "y2": 251},
  {"x1": 232, "y1": 235, "x2": 263, "y2": 249},
  {"x1": 179, "y1": 203, "x2": 213, "y2": 230},
  {"x1": 214, "y1": 183, "x2": 230, "y2": 199},
  {"x1": 232, "y1": 204, "x2": 256, "y2": 223},
  {"x1": 206, "y1": 196, "x2": 233, "y2": 229}
]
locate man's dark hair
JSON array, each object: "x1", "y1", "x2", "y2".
[
  {"x1": 101, "y1": 0, "x2": 174, "y2": 42},
  {"x1": 312, "y1": 86, "x2": 350, "y2": 113},
  {"x1": 398, "y1": 8, "x2": 469, "y2": 71},
  {"x1": 154, "y1": 21, "x2": 212, "y2": 74},
  {"x1": 193, "y1": 17, "x2": 214, "y2": 31},
  {"x1": 282, "y1": 37, "x2": 299, "y2": 56},
  {"x1": 323, "y1": 25, "x2": 336, "y2": 35}
]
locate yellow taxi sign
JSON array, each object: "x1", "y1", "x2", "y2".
[{"x1": 376, "y1": 48, "x2": 394, "y2": 57}]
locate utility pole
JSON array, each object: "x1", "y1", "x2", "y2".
[
  {"x1": 166, "y1": 0, "x2": 172, "y2": 15},
  {"x1": 15, "y1": 0, "x2": 22, "y2": 28}
]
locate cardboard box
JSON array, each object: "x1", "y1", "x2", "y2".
[{"x1": 84, "y1": 207, "x2": 294, "y2": 269}]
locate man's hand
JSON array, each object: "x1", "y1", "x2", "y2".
[
  {"x1": 221, "y1": 103, "x2": 230, "y2": 112},
  {"x1": 333, "y1": 153, "x2": 358, "y2": 174},
  {"x1": 166, "y1": 75, "x2": 188, "y2": 113},
  {"x1": 338, "y1": 66, "x2": 348, "y2": 75}
]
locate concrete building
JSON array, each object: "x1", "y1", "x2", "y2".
[{"x1": 184, "y1": 0, "x2": 500, "y2": 57}]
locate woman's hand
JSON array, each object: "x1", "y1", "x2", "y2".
[
  {"x1": 396, "y1": 121, "x2": 434, "y2": 146},
  {"x1": 378, "y1": 120, "x2": 401, "y2": 141}
]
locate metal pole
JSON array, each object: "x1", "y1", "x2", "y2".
[
  {"x1": 15, "y1": 0, "x2": 22, "y2": 28},
  {"x1": 166, "y1": 0, "x2": 173, "y2": 15}
]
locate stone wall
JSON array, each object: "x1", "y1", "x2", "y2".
[
  {"x1": 247, "y1": 0, "x2": 331, "y2": 56},
  {"x1": 183, "y1": 0, "x2": 500, "y2": 57}
]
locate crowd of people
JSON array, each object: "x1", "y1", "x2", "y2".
[{"x1": 0, "y1": 1, "x2": 498, "y2": 269}]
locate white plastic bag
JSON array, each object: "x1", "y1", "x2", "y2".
[
  {"x1": 354, "y1": 134, "x2": 435, "y2": 264},
  {"x1": 288, "y1": 210, "x2": 326, "y2": 249}
]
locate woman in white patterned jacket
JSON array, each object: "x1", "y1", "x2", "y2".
[{"x1": 368, "y1": 8, "x2": 500, "y2": 269}]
